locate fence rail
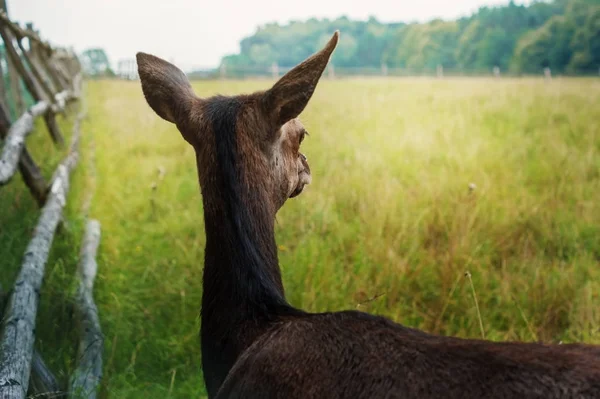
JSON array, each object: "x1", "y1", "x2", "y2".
[
  {"x1": 0, "y1": 8, "x2": 102, "y2": 399},
  {"x1": 111, "y1": 57, "x2": 600, "y2": 82}
]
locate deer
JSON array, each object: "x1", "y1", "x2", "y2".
[{"x1": 136, "y1": 31, "x2": 600, "y2": 399}]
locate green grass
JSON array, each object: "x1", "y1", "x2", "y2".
[{"x1": 1, "y1": 77, "x2": 600, "y2": 398}]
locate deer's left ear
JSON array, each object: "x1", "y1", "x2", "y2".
[
  {"x1": 136, "y1": 52, "x2": 197, "y2": 125},
  {"x1": 262, "y1": 31, "x2": 339, "y2": 130}
]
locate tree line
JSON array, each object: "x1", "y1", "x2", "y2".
[{"x1": 220, "y1": 0, "x2": 599, "y2": 75}]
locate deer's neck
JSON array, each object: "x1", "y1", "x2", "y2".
[
  {"x1": 201, "y1": 200, "x2": 287, "y2": 315},
  {"x1": 198, "y1": 97, "x2": 296, "y2": 397}
]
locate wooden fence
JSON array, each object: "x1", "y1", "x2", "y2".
[{"x1": 0, "y1": 9, "x2": 102, "y2": 399}]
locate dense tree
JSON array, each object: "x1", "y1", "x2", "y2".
[
  {"x1": 511, "y1": 0, "x2": 600, "y2": 73},
  {"x1": 219, "y1": 0, "x2": 599, "y2": 75},
  {"x1": 567, "y1": 2, "x2": 600, "y2": 73}
]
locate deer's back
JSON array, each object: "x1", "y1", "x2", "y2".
[{"x1": 215, "y1": 310, "x2": 600, "y2": 399}]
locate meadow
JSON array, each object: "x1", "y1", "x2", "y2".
[{"x1": 1, "y1": 76, "x2": 599, "y2": 398}]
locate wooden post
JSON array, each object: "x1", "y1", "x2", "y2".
[
  {"x1": 29, "y1": 50, "x2": 58, "y2": 95},
  {"x1": 32, "y1": 42, "x2": 67, "y2": 93},
  {"x1": 5, "y1": 50, "x2": 25, "y2": 118},
  {"x1": 24, "y1": 31, "x2": 70, "y2": 92},
  {"x1": 16, "y1": 36, "x2": 55, "y2": 102},
  {"x1": 381, "y1": 63, "x2": 388, "y2": 76},
  {"x1": 271, "y1": 61, "x2": 279, "y2": 79},
  {"x1": 16, "y1": 149, "x2": 49, "y2": 206},
  {"x1": 437, "y1": 64, "x2": 444, "y2": 78},
  {"x1": 69, "y1": 219, "x2": 103, "y2": 399},
  {"x1": 0, "y1": 25, "x2": 64, "y2": 145},
  {"x1": 0, "y1": 96, "x2": 48, "y2": 205},
  {"x1": 544, "y1": 67, "x2": 552, "y2": 80},
  {"x1": 0, "y1": 285, "x2": 61, "y2": 399},
  {"x1": 51, "y1": 55, "x2": 72, "y2": 90},
  {"x1": 0, "y1": 112, "x2": 82, "y2": 399},
  {"x1": 493, "y1": 66, "x2": 500, "y2": 77},
  {"x1": 23, "y1": 27, "x2": 58, "y2": 94},
  {"x1": 0, "y1": 51, "x2": 10, "y2": 117},
  {"x1": 328, "y1": 63, "x2": 335, "y2": 79},
  {"x1": 0, "y1": 101, "x2": 49, "y2": 185},
  {"x1": 62, "y1": 50, "x2": 79, "y2": 80},
  {"x1": 7, "y1": 59, "x2": 24, "y2": 116},
  {"x1": 220, "y1": 63, "x2": 226, "y2": 80},
  {"x1": 72, "y1": 49, "x2": 82, "y2": 75}
]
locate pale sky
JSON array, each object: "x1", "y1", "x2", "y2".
[{"x1": 9, "y1": 0, "x2": 530, "y2": 71}]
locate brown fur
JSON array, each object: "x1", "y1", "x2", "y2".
[{"x1": 136, "y1": 31, "x2": 600, "y2": 398}]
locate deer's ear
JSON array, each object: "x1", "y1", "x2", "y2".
[
  {"x1": 136, "y1": 52, "x2": 197, "y2": 124},
  {"x1": 262, "y1": 31, "x2": 339, "y2": 128}
]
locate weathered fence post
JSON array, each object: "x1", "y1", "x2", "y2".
[
  {"x1": 7, "y1": 60, "x2": 24, "y2": 116},
  {"x1": 0, "y1": 38, "x2": 8, "y2": 113},
  {"x1": 0, "y1": 103, "x2": 48, "y2": 205},
  {"x1": 437, "y1": 64, "x2": 444, "y2": 78},
  {"x1": 25, "y1": 31, "x2": 58, "y2": 95},
  {"x1": 0, "y1": 10, "x2": 81, "y2": 204},
  {"x1": 33, "y1": 41, "x2": 68, "y2": 93},
  {"x1": 16, "y1": 35, "x2": 55, "y2": 103},
  {"x1": 0, "y1": 11, "x2": 87, "y2": 398},
  {"x1": 69, "y1": 219, "x2": 103, "y2": 399},
  {"x1": 0, "y1": 101, "x2": 49, "y2": 184},
  {"x1": 328, "y1": 63, "x2": 335, "y2": 79},
  {"x1": 271, "y1": 61, "x2": 279, "y2": 79},
  {"x1": 0, "y1": 285, "x2": 61, "y2": 399},
  {"x1": 544, "y1": 67, "x2": 552, "y2": 80},
  {"x1": 381, "y1": 63, "x2": 388, "y2": 76},
  {"x1": 0, "y1": 111, "x2": 83, "y2": 399},
  {"x1": 0, "y1": 21, "x2": 65, "y2": 146},
  {"x1": 493, "y1": 66, "x2": 500, "y2": 77}
]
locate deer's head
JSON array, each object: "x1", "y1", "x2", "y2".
[{"x1": 136, "y1": 31, "x2": 338, "y2": 213}]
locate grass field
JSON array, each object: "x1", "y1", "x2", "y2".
[{"x1": 1, "y1": 76, "x2": 600, "y2": 398}]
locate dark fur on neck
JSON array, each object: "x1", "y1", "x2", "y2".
[{"x1": 199, "y1": 96, "x2": 302, "y2": 396}]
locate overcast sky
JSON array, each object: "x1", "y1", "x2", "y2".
[{"x1": 9, "y1": 0, "x2": 529, "y2": 71}]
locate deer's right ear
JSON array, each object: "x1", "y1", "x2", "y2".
[
  {"x1": 136, "y1": 52, "x2": 197, "y2": 125},
  {"x1": 262, "y1": 31, "x2": 339, "y2": 131}
]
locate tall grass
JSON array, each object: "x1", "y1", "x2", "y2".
[{"x1": 1, "y1": 77, "x2": 599, "y2": 398}]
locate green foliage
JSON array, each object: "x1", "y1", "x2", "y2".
[
  {"x1": 511, "y1": 0, "x2": 600, "y2": 74},
  {"x1": 567, "y1": 4, "x2": 600, "y2": 72},
  {"x1": 224, "y1": 16, "x2": 402, "y2": 71},
  {"x1": 511, "y1": 16, "x2": 572, "y2": 72},
  {"x1": 380, "y1": 20, "x2": 460, "y2": 71},
  {"x1": 455, "y1": 0, "x2": 562, "y2": 71},
  {"x1": 222, "y1": 0, "x2": 599, "y2": 75}
]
